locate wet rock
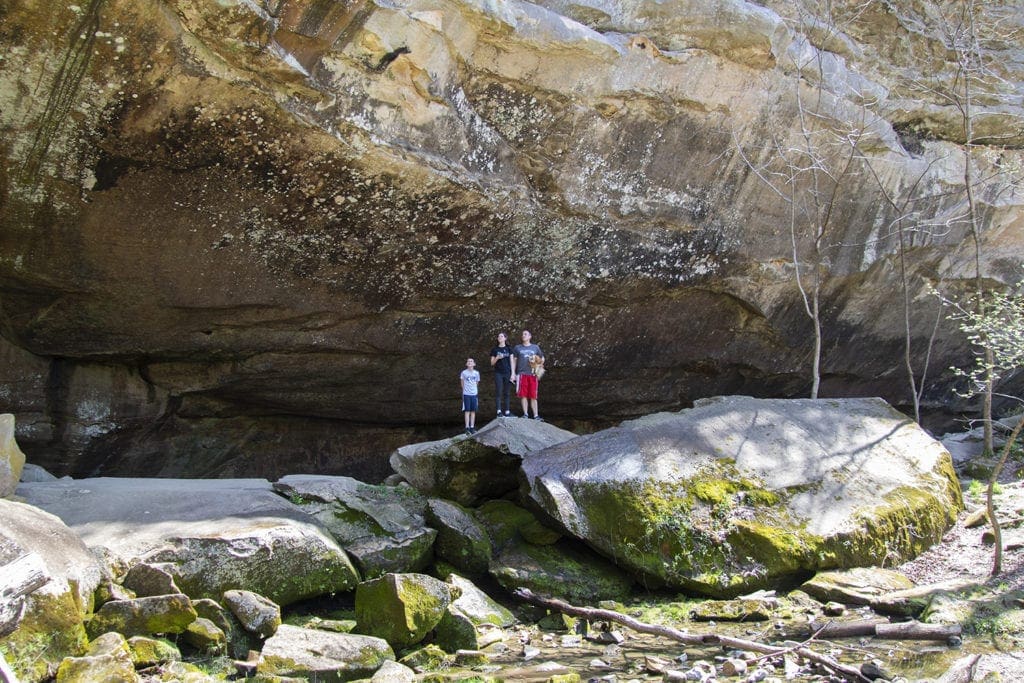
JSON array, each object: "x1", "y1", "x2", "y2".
[
  {"x1": 434, "y1": 574, "x2": 513, "y2": 651},
  {"x1": 355, "y1": 573, "x2": 453, "y2": 649},
  {"x1": 689, "y1": 599, "x2": 772, "y2": 622},
  {"x1": 257, "y1": 624, "x2": 394, "y2": 681}
]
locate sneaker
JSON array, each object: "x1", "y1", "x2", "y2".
[
  {"x1": 504, "y1": 411, "x2": 511, "y2": 416},
  {"x1": 464, "y1": 428, "x2": 472, "y2": 435},
  {"x1": 533, "y1": 416, "x2": 543, "y2": 421},
  {"x1": 470, "y1": 427, "x2": 477, "y2": 434},
  {"x1": 520, "y1": 414, "x2": 528, "y2": 418}
]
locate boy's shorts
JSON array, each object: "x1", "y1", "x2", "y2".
[
  {"x1": 462, "y1": 395, "x2": 478, "y2": 412},
  {"x1": 517, "y1": 374, "x2": 538, "y2": 399}
]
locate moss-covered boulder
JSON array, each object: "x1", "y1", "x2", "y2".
[
  {"x1": 55, "y1": 632, "x2": 137, "y2": 683},
  {"x1": 521, "y1": 397, "x2": 963, "y2": 597},
  {"x1": 390, "y1": 419, "x2": 577, "y2": 506},
  {"x1": 473, "y1": 500, "x2": 561, "y2": 550},
  {"x1": 0, "y1": 500, "x2": 103, "y2": 682},
  {"x1": 85, "y1": 594, "x2": 197, "y2": 639},
  {"x1": 126, "y1": 636, "x2": 181, "y2": 667},
  {"x1": 258, "y1": 624, "x2": 394, "y2": 681},
  {"x1": 426, "y1": 499, "x2": 493, "y2": 575},
  {"x1": 275, "y1": 475, "x2": 435, "y2": 580},
  {"x1": 355, "y1": 573, "x2": 453, "y2": 649},
  {"x1": 434, "y1": 574, "x2": 514, "y2": 651},
  {"x1": 490, "y1": 537, "x2": 635, "y2": 603},
  {"x1": 17, "y1": 477, "x2": 360, "y2": 606}
]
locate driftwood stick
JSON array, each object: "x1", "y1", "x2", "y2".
[
  {"x1": 803, "y1": 619, "x2": 961, "y2": 642},
  {"x1": 873, "y1": 621, "x2": 962, "y2": 641},
  {"x1": 513, "y1": 588, "x2": 870, "y2": 683}
]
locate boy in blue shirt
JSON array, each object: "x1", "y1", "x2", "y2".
[{"x1": 460, "y1": 358, "x2": 481, "y2": 434}]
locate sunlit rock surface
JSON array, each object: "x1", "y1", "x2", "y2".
[{"x1": 1, "y1": 0, "x2": 1022, "y2": 477}]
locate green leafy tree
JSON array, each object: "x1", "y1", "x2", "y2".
[{"x1": 941, "y1": 287, "x2": 1024, "y2": 575}]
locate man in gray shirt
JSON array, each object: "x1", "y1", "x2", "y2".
[{"x1": 511, "y1": 330, "x2": 544, "y2": 420}]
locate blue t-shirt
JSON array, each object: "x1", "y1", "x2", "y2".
[{"x1": 460, "y1": 369, "x2": 480, "y2": 396}]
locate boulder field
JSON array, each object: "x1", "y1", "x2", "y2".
[{"x1": 0, "y1": 398, "x2": 967, "y2": 681}]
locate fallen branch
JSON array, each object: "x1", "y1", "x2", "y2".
[
  {"x1": 791, "y1": 618, "x2": 961, "y2": 642},
  {"x1": 513, "y1": 588, "x2": 870, "y2": 683}
]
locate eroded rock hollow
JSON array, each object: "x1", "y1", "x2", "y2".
[{"x1": 1, "y1": 0, "x2": 1022, "y2": 479}]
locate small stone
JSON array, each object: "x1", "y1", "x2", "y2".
[
  {"x1": 861, "y1": 659, "x2": 893, "y2": 680},
  {"x1": 590, "y1": 658, "x2": 610, "y2": 668},
  {"x1": 644, "y1": 655, "x2": 671, "y2": 673},
  {"x1": 123, "y1": 563, "x2": 181, "y2": 597},
  {"x1": 523, "y1": 645, "x2": 541, "y2": 660},
  {"x1": 560, "y1": 634, "x2": 582, "y2": 647},
  {"x1": 454, "y1": 649, "x2": 489, "y2": 666},
  {"x1": 721, "y1": 656, "x2": 748, "y2": 676},
  {"x1": 183, "y1": 616, "x2": 227, "y2": 653},
  {"x1": 823, "y1": 601, "x2": 846, "y2": 616},
  {"x1": 590, "y1": 630, "x2": 625, "y2": 644},
  {"x1": 222, "y1": 589, "x2": 281, "y2": 638}
]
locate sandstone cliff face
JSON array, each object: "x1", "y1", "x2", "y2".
[{"x1": 1, "y1": 0, "x2": 1021, "y2": 478}]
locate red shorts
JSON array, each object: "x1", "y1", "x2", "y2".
[{"x1": 517, "y1": 374, "x2": 538, "y2": 399}]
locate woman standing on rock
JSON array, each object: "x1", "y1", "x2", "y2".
[{"x1": 490, "y1": 332, "x2": 513, "y2": 417}]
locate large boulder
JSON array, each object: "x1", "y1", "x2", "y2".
[
  {"x1": 258, "y1": 624, "x2": 394, "y2": 682},
  {"x1": 0, "y1": 500, "x2": 104, "y2": 682},
  {"x1": 16, "y1": 477, "x2": 359, "y2": 606},
  {"x1": 354, "y1": 573, "x2": 453, "y2": 649},
  {"x1": 85, "y1": 594, "x2": 197, "y2": 639},
  {"x1": 274, "y1": 475, "x2": 435, "y2": 579},
  {"x1": 425, "y1": 499, "x2": 493, "y2": 576},
  {"x1": 390, "y1": 418, "x2": 577, "y2": 505},
  {"x1": 521, "y1": 396, "x2": 963, "y2": 597},
  {"x1": 0, "y1": 415, "x2": 26, "y2": 498}
]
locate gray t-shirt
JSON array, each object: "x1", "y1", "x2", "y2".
[
  {"x1": 460, "y1": 369, "x2": 480, "y2": 396},
  {"x1": 513, "y1": 344, "x2": 543, "y2": 376}
]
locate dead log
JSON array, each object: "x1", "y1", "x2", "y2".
[
  {"x1": 802, "y1": 619, "x2": 962, "y2": 642},
  {"x1": 512, "y1": 588, "x2": 871, "y2": 683},
  {"x1": 0, "y1": 553, "x2": 49, "y2": 638}
]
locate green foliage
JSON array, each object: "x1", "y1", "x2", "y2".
[{"x1": 942, "y1": 288, "x2": 1024, "y2": 399}]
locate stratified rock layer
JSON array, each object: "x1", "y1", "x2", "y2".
[
  {"x1": 1, "y1": 0, "x2": 1022, "y2": 477},
  {"x1": 521, "y1": 396, "x2": 963, "y2": 597}
]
